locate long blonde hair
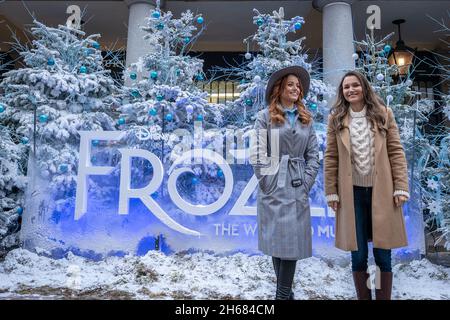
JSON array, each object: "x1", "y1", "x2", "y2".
[
  {"x1": 330, "y1": 71, "x2": 387, "y2": 133},
  {"x1": 268, "y1": 74, "x2": 312, "y2": 125}
]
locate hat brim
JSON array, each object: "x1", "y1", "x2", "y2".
[{"x1": 265, "y1": 66, "x2": 310, "y2": 104}]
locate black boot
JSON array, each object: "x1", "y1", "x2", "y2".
[{"x1": 276, "y1": 284, "x2": 292, "y2": 300}]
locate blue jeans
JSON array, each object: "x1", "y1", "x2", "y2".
[{"x1": 351, "y1": 186, "x2": 392, "y2": 273}]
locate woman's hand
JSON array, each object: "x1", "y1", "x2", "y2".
[
  {"x1": 394, "y1": 195, "x2": 408, "y2": 207},
  {"x1": 328, "y1": 201, "x2": 339, "y2": 212}
]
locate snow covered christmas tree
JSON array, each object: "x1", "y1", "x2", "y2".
[
  {"x1": 0, "y1": 20, "x2": 119, "y2": 212},
  {"x1": 222, "y1": 7, "x2": 333, "y2": 127},
  {"x1": 117, "y1": 1, "x2": 226, "y2": 205}
]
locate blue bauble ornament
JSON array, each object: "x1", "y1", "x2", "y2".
[
  {"x1": 131, "y1": 89, "x2": 140, "y2": 97},
  {"x1": 165, "y1": 113, "x2": 173, "y2": 121},
  {"x1": 92, "y1": 41, "x2": 100, "y2": 49},
  {"x1": 0, "y1": 104, "x2": 4, "y2": 113},
  {"x1": 256, "y1": 18, "x2": 264, "y2": 26},
  {"x1": 384, "y1": 44, "x2": 391, "y2": 53},
  {"x1": 118, "y1": 118, "x2": 125, "y2": 125},
  {"x1": 156, "y1": 94, "x2": 164, "y2": 101},
  {"x1": 17, "y1": 207, "x2": 23, "y2": 215},
  {"x1": 294, "y1": 22, "x2": 302, "y2": 30},
  {"x1": 245, "y1": 99, "x2": 253, "y2": 106},
  {"x1": 217, "y1": 169, "x2": 223, "y2": 177},
  {"x1": 152, "y1": 10, "x2": 161, "y2": 18},
  {"x1": 47, "y1": 58, "x2": 55, "y2": 66},
  {"x1": 92, "y1": 139, "x2": 100, "y2": 146},
  {"x1": 151, "y1": 191, "x2": 158, "y2": 199},
  {"x1": 184, "y1": 37, "x2": 191, "y2": 44},
  {"x1": 21, "y1": 137, "x2": 29, "y2": 144},
  {"x1": 130, "y1": 72, "x2": 137, "y2": 80},
  {"x1": 432, "y1": 175, "x2": 439, "y2": 181},
  {"x1": 79, "y1": 66, "x2": 87, "y2": 74},
  {"x1": 150, "y1": 71, "x2": 158, "y2": 79},
  {"x1": 156, "y1": 22, "x2": 164, "y2": 30},
  {"x1": 196, "y1": 114, "x2": 203, "y2": 121},
  {"x1": 39, "y1": 114, "x2": 48, "y2": 123},
  {"x1": 59, "y1": 164, "x2": 68, "y2": 173},
  {"x1": 310, "y1": 103, "x2": 317, "y2": 111},
  {"x1": 197, "y1": 16, "x2": 204, "y2": 24},
  {"x1": 192, "y1": 177, "x2": 199, "y2": 185},
  {"x1": 149, "y1": 108, "x2": 157, "y2": 116},
  {"x1": 196, "y1": 74, "x2": 204, "y2": 81}
]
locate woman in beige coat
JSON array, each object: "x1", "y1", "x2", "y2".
[{"x1": 324, "y1": 71, "x2": 409, "y2": 300}]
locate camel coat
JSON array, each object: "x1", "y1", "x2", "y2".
[{"x1": 324, "y1": 106, "x2": 409, "y2": 251}]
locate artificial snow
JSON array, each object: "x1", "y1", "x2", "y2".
[{"x1": 0, "y1": 248, "x2": 448, "y2": 300}]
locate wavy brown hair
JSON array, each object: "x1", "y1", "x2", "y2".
[
  {"x1": 330, "y1": 70, "x2": 387, "y2": 133},
  {"x1": 268, "y1": 74, "x2": 312, "y2": 125}
]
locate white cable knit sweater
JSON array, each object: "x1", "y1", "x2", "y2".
[{"x1": 349, "y1": 107, "x2": 375, "y2": 187}]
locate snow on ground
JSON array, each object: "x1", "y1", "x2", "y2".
[{"x1": 0, "y1": 248, "x2": 448, "y2": 300}]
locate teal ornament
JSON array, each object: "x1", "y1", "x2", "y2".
[
  {"x1": 79, "y1": 66, "x2": 87, "y2": 74},
  {"x1": 184, "y1": 37, "x2": 191, "y2": 44},
  {"x1": 310, "y1": 103, "x2": 317, "y2": 111},
  {"x1": 0, "y1": 104, "x2": 4, "y2": 113},
  {"x1": 21, "y1": 137, "x2": 29, "y2": 144},
  {"x1": 256, "y1": 18, "x2": 264, "y2": 26},
  {"x1": 130, "y1": 72, "x2": 137, "y2": 80},
  {"x1": 149, "y1": 108, "x2": 157, "y2": 116},
  {"x1": 196, "y1": 114, "x2": 203, "y2": 121},
  {"x1": 17, "y1": 207, "x2": 23, "y2": 216},
  {"x1": 156, "y1": 22, "x2": 164, "y2": 30},
  {"x1": 131, "y1": 89, "x2": 140, "y2": 97},
  {"x1": 59, "y1": 164, "x2": 68, "y2": 173},
  {"x1": 192, "y1": 177, "x2": 199, "y2": 185},
  {"x1": 176, "y1": 69, "x2": 181, "y2": 76},
  {"x1": 196, "y1": 74, "x2": 204, "y2": 81},
  {"x1": 47, "y1": 58, "x2": 55, "y2": 66},
  {"x1": 294, "y1": 22, "x2": 302, "y2": 30},
  {"x1": 217, "y1": 169, "x2": 223, "y2": 177},
  {"x1": 92, "y1": 139, "x2": 100, "y2": 146},
  {"x1": 384, "y1": 44, "x2": 391, "y2": 53},
  {"x1": 165, "y1": 113, "x2": 173, "y2": 121},
  {"x1": 156, "y1": 94, "x2": 164, "y2": 101},
  {"x1": 432, "y1": 175, "x2": 439, "y2": 181},
  {"x1": 245, "y1": 99, "x2": 253, "y2": 106},
  {"x1": 92, "y1": 41, "x2": 100, "y2": 49},
  {"x1": 197, "y1": 16, "x2": 204, "y2": 24},
  {"x1": 152, "y1": 10, "x2": 161, "y2": 18},
  {"x1": 118, "y1": 118, "x2": 125, "y2": 125},
  {"x1": 150, "y1": 71, "x2": 158, "y2": 79},
  {"x1": 39, "y1": 114, "x2": 48, "y2": 123}
]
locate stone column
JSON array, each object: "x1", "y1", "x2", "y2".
[
  {"x1": 125, "y1": 0, "x2": 162, "y2": 85},
  {"x1": 313, "y1": 0, "x2": 358, "y2": 89}
]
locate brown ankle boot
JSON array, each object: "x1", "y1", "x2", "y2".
[
  {"x1": 375, "y1": 272, "x2": 393, "y2": 300},
  {"x1": 352, "y1": 271, "x2": 372, "y2": 300}
]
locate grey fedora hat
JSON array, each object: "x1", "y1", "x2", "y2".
[{"x1": 265, "y1": 65, "x2": 310, "y2": 104}]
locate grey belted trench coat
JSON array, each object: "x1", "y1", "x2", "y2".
[{"x1": 251, "y1": 109, "x2": 320, "y2": 260}]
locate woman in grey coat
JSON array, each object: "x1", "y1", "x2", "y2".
[{"x1": 250, "y1": 66, "x2": 320, "y2": 300}]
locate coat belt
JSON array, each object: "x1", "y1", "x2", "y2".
[{"x1": 277, "y1": 155, "x2": 306, "y2": 188}]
